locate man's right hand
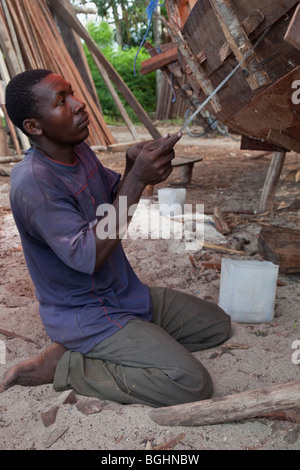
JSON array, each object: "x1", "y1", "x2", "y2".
[{"x1": 131, "y1": 133, "x2": 182, "y2": 186}]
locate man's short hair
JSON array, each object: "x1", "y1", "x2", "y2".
[{"x1": 5, "y1": 69, "x2": 53, "y2": 137}]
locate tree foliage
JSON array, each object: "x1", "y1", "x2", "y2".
[
  {"x1": 93, "y1": 0, "x2": 153, "y2": 48},
  {"x1": 84, "y1": 21, "x2": 157, "y2": 123}
]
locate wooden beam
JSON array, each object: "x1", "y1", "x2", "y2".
[
  {"x1": 149, "y1": 381, "x2": 300, "y2": 427},
  {"x1": 140, "y1": 47, "x2": 178, "y2": 75},
  {"x1": 164, "y1": 2, "x2": 222, "y2": 113},
  {"x1": 259, "y1": 151, "x2": 286, "y2": 212},
  {"x1": 267, "y1": 129, "x2": 300, "y2": 153},
  {"x1": 49, "y1": 0, "x2": 162, "y2": 140},
  {"x1": 219, "y1": 9, "x2": 265, "y2": 63},
  {"x1": 0, "y1": 155, "x2": 24, "y2": 163},
  {"x1": 284, "y1": 2, "x2": 300, "y2": 51},
  {"x1": 209, "y1": 0, "x2": 270, "y2": 90},
  {"x1": 242, "y1": 9, "x2": 265, "y2": 36}
]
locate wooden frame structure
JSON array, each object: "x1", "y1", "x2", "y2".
[{"x1": 140, "y1": 0, "x2": 300, "y2": 211}]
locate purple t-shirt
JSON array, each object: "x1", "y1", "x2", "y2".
[{"x1": 10, "y1": 142, "x2": 152, "y2": 353}]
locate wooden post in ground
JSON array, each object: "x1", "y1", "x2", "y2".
[{"x1": 259, "y1": 151, "x2": 286, "y2": 212}]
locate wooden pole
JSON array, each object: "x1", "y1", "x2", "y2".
[
  {"x1": 0, "y1": 111, "x2": 9, "y2": 156},
  {"x1": 21, "y1": 0, "x2": 114, "y2": 146},
  {"x1": 92, "y1": 53, "x2": 139, "y2": 141},
  {"x1": 0, "y1": 6, "x2": 22, "y2": 77},
  {"x1": 52, "y1": 9, "x2": 101, "y2": 110},
  {"x1": 149, "y1": 381, "x2": 300, "y2": 427},
  {"x1": 0, "y1": 14, "x2": 30, "y2": 152},
  {"x1": 259, "y1": 151, "x2": 286, "y2": 212},
  {"x1": 0, "y1": 154, "x2": 23, "y2": 163},
  {"x1": 49, "y1": 0, "x2": 162, "y2": 140}
]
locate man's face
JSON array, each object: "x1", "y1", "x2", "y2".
[{"x1": 31, "y1": 73, "x2": 90, "y2": 146}]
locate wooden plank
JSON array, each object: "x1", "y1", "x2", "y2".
[
  {"x1": 267, "y1": 129, "x2": 300, "y2": 154},
  {"x1": 242, "y1": 8, "x2": 265, "y2": 35},
  {"x1": 0, "y1": 41, "x2": 28, "y2": 153},
  {"x1": 165, "y1": 5, "x2": 222, "y2": 112},
  {"x1": 172, "y1": 156, "x2": 203, "y2": 166},
  {"x1": 0, "y1": 7, "x2": 22, "y2": 76},
  {"x1": 258, "y1": 226, "x2": 300, "y2": 273},
  {"x1": 220, "y1": 8, "x2": 265, "y2": 63},
  {"x1": 209, "y1": 0, "x2": 270, "y2": 90},
  {"x1": 284, "y1": 2, "x2": 300, "y2": 51},
  {"x1": 259, "y1": 151, "x2": 286, "y2": 212},
  {"x1": 140, "y1": 47, "x2": 178, "y2": 75},
  {"x1": 230, "y1": 66, "x2": 300, "y2": 143},
  {"x1": 149, "y1": 381, "x2": 300, "y2": 427},
  {"x1": 0, "y1": 155, "x2": 23, "y2": 163},
  {"x1": 1, "y1": 0, "x2": 24, "y2": 70},
  {"x1": 22, "y1": 0, "x2": 114, "y2": 146},
  {"x1": 180, "y1": 0, "x2": 298, "y2": 80},
  {"x1": 240, "y1": 135, "x2": 287, "y2": 152}
]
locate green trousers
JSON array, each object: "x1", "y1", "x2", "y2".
[{"x1": 54, "y1": 287, "x2": 231, "y2": 407}]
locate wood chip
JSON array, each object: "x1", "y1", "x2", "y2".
[
  {"x1": 153, "y1": 433, "x2": 186, "y2": 450},
  {"x1": 222, "y1": 343, "x2": 251, "y2": 350},
  {"x1": 41, "y1": 406, "x2": 59, "y2": 428},
  {"x1": 44, "y1": 426, "x2": 69, "y2": 449}
]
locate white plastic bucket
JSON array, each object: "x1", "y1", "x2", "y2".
[
  {"x1": 158, "y1": 188, "x2": 186, "y2": 216},
  {"x1": 218, "y1": 259, "x2": 279, "y2": 323}
]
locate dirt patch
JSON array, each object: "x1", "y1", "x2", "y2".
[{"x1": 0, "y1": 124, "x2": 300, "y2": 450}]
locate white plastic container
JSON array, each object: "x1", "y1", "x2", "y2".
[
  {"x1": 218, "y1": 259, "x2": 279, "y2": 323},
  {"x1": 158, "y1": 188, "x2": 186, "y2": 216}
]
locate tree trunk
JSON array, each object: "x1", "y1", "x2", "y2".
[{"x1": 112, "y1": 0, "x2": 123, "y2": 48}]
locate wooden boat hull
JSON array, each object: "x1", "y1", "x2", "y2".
[{"x1": 165, "y1": 0, "x2": 300, "y2": 152}]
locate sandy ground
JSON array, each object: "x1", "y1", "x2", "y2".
[{"x1": 0, "y1": 124, "x2": 300, "y2": 451}]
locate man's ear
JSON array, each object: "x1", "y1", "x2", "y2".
[{"x1": 23, "y1": 118, "x2": 43, "y2": 138}]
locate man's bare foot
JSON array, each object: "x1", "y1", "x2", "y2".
[{"x1": 0, "y1": 342, "x2": 67, "y2": 392}]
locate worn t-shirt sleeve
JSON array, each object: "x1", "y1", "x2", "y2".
[{"x1": 29, "y1": 197, "x2": 96, "y2": 275}]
